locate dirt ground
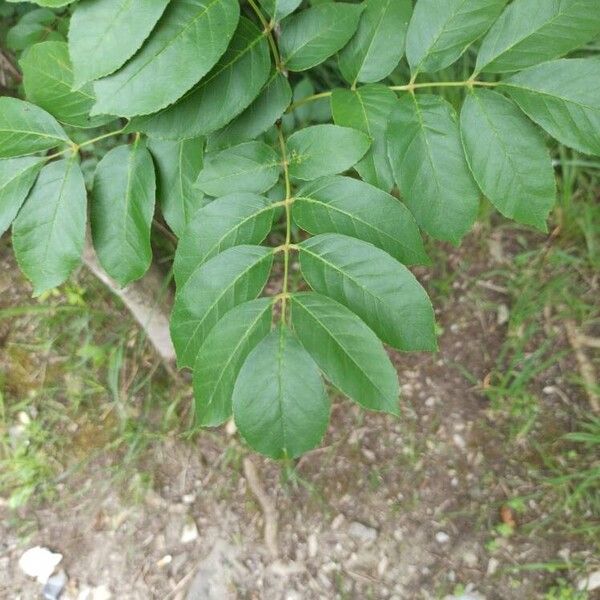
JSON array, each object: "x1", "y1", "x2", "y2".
[{"x1": 0, "y1": 224, "x2": 598, "y2": 600}]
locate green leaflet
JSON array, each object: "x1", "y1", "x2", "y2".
[
  {"x1": 476, "y1": 0, "x2": 600, "y2": 74},
  {"x1": 0, "y1": 97, "x2": 70, "y2": 159},
  {"x1": 92, "y1": 0, "x2": 240, "y2": 117},
  {"x1": 0, "y1": 157, "x2": 43, "y2": 238},
  {"x1": 233, "y1": 325, "x2": 330, "y2": 459},
  {"x1": 339, "y1": 0, "x2": 412, "y2": 84},
  {"x1": 20, "y1": 41, "x2": 112, "y2": 129},
  {"x1": 387, "y1": 94, "x2": 480, "y2": 244},
  {"x1": 196, "y1": 141, "x2": 281, "y2": 196},
  {"x1": 298, "y1": 233, "x2": 437, "y2": 352},
  {"x1": 91, "y1": 141, "x2": 156, "y2": 286},
  {"x1": 207, "y1": 73, "x2": 292, "y2": 151},
  {"x1": 291, "y1": 292, "x2": 399, "y2": 414},
  {"x1": 148, "y1": 137, "x2": 205, "y2": 238},
  {"x1": 500, "y1": 58, "x2": 600, "y2": 157},
  {"x1": 69, "y1": 0, "x2": 170, "y2": 86},
  {"x1": 460, "y1": 89, "x2": 556, "y2": 231},
  {"x1": 13, "y1": 158, "x2": 86, "y2": 296},
  {"x1": 194, "y1": 298, "x2": 273, "y2": 427},
  {"x1": 170, "y1": 245, "x2": 273, "y2": 368},
  {"x1": 6, "y1": 8, "x2": 63, "y2": 52},
  {"x1": 293, "y1": 175, "x2": 429, "y2": 266},
  {"x1": 174, "y1": 193, "x2": 275, "y2": 288},
  {"x1": 287, "y1": 125, "x2": 371, "y2": 181},
  {"x1": 406, "y1": 0, "x2": 506, "y2": 74},
  {"x1": 127, "y1": 18, "x2": 271, "y2": 140},
  {"x1": 331, "y1": 84, "x2": 397, "y2": 191},
  {"x1": 258, "y1": 0, "x2": 302, "y2": 21},
  {"x1": 279, "y1": 3, "x2": 364, "y2": 72}
]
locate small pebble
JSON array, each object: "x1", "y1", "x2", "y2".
[
  {"x1": 486, "y1": 557, "x2": 500, "y2": 576},
  {"x1": 180, "y1": 520, "x2": 199, "y2": 544},
  {"x1": 331, "y1": 514, "x2": 345, "y2": 530},
  {"x1": 462, "y1": 551, "x2": 478, "y2": 568},
  {"x1": 19, "y1": 547, "x2": 63, "y2": 584},
  {"x1": 578, "y1": 570, "x2": 600, "y2": 592},
  {"x1": 42, "y1": 570, "x2": 68, "y2": 600},
  {"x1": 348, "y1": 521, "x2": 378, "y2": 543},
  {"x1": 435, "y1": 532, "x2": 450, "y2": 544}
]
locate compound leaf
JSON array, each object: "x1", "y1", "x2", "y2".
[
  {"x1": 500, "y1": 58, "x2": 600, "y2": 157},
  {"x1": 279, "y1": 3, "x2": 364, "y2": 72},
  {"x1": 387, "y1": 94, "x2": 480, "y2": 244},
  {"x1": 338, "y1": 0, "x2": 412, "y2": 84},
  {"x1": 174, "y1": 193, "x2": 275, "y2": 287},
  {"x1": 460, "y1": 88, "x2": 556, "y2": 231},
  {"x1": 92, "y1": 0, "x2": 240, "y2": 117},
  {"x1": 171, "y1": 245, "x2": 273, "y2": 368},
  {"x1": 196, "y1": 141, "x2": 281, "y2": 196},
  {"x1": 475, "y1": 0, "x2": 600, "y2": 74},
  {"x1": 0, "y1": 157, "x2": 43, "y2": 238},
  {"x1": 331, "y1": 84, "x2": 396, "y2": 191},
  {"x1": 233, "y1": 325, "x2": 330, "y2": 459},
  {"x1": 69, "y1": 0, "x2": 170, "y2": 87},
  {"x1": 298, "y1": 233, "x2": 436, "y2": 352},
  {"x1": 291, "y1": 292, "x2": 399, "y2": 414},
  {"x1": 287, "y1": 125, "x2": 371, "y2": 181},
  {"x1": 13, "y1": 157, "x2": 86, "y2": 296},
  {"x1": 194, "y1": 298, "x2": 274, "y2": 427},
  {"x1": 0, "y1": 97, "x2": 70, "y2": 159},
  {"x1": 406, "y1": 0, "x2": 506, "y2": 74},
  {"x1": 20, "y1": 41, "x2": 111, "y2": 129},
  {"x1": 147, "y1": 137, "x2": 205, "y2": 238},
  {"x1": 91, "y1": 140, "x2": 156, "y2": 286},
  {"x1": 293, "y1": 175, "x2": 428, "y2": 266}
]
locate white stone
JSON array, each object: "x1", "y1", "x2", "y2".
[
  {"x1": 578, "y1": 570, "x2": 600, "y2": 592},
  {"x1": 18, "y1": 546, "x2": 63, "y2": 584},
  {"x1": 462, "y1": 551, "x2": 478, "y2": 568},
  {"x1": 180, "y1": 520, "x2": 199, "y2": 544},
  {"x1": 91, "y1": 585, "x2": 112, "y2": 600},
  {"x1": 486, "y1": 557, "x2": 499, "y2": 576},
  {"x1": 497, "y1": 304, "x2": 509, "y2": 326},
  {"x1": 348, "y1": 522, "x2": 377, "y2": 543},
  {"x1": 453, "y1": 434, "x2": 466, "y2": 451},
  {"x1": 435, "y1": 532, "x2": 450, "y2": 544},
  {"x1": 331, "y1": 514, "x2": 345, "y2": 530}
]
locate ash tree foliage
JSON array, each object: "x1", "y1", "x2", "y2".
[{"x1": 1, "y1": 0, "x2": 600, "y2": 458}]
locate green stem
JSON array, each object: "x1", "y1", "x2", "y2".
[
  {"x1": 43, "y1": 126, "x2": 128, "y2": 162},
  {"x1": 277, "y1": 124, "x2": 293, "y2": 324},
  {"x1": 389, "y1": 79, "x2": 499, "y2": 92},
  {"x1": 247, "y1": 0, "x2": 282, "y2": 71},
  {"x1": 78, "y1": 126, "x2": 128, "y2": 149},
  {"x1": 286, "y1": 80, "x2": 500, "y2": 112},
  {"x1": 287, "y1": 91, "x2": 333, "y2": 113}
]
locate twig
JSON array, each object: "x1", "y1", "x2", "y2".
[
  {"x1": 565, "y1": 320, "x2": 600, "y2": 413},
  {"x1": 163, "y1": 563, "x2": 198, "y2": 600},
  {"x1": 243, "y1": 457, "x2": 279, "y2": 559},
  {"x1": 83, "y1": 239, "x2": 176, "y2": 368},
  {"x1": 579, "y1": 334, "x2": 600, "y2": 350},
  {"x1": 0, "y1": 49, "x2": 21, "y2": 87}
]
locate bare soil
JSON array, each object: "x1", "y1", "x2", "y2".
[{"x1": 0, "y1": 226, "x2": 597, "y2": 600}]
